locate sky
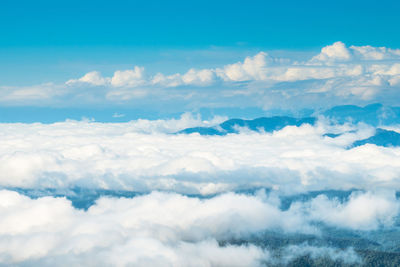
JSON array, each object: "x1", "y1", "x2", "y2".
[{"x1": 1, "y1": 0, "x2": 400, "y2": 121}]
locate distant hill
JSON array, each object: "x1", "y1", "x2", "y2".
[
  {"x1": 177, "y1": 103, "x2": 400, "y2": 137},
  {"x1": 178, "y1": 116, "x2": 316, "y2": 135},
  {"x1": 351, "y1": 128, "x2": 400, "y2": 148},
  {"x1": 323, "y1": 103, "x2": 400, "y2": 126}
]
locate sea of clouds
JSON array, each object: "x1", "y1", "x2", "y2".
[
  {"x1": 0, "y1": 115, "x2": 398, "y2": 193},
  {"x1": 0, "y1": 189, "x2": 370, "y2": 266},
  {"x1": 0, "y1": 115, "x2": 399, "y2": 265}
]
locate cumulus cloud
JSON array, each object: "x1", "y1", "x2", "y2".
[
  {"x1": 215, "y1": 52, "x2": 273, "y2": 81},
  {"x1": 350, "y1": 44, "x2": 400, "y2": 60},
  {"x1": 312, "y1": 41, "x2": 400, "y2": 63},
  {"x1": 311, "y1": 41, "x2": 353, "y2": 62},
  {"x1": 111, "y1": 66, "x2": 145, "y2": 87},
  {"x1": 152, "y1": 68, "x2": 216, "y2": 87},
  {"x1": 2, "y1": 41, "x2": 400, "y2": 108},
  {"x1": 0, "y1": 189, "x2": 383, "y2": 265},
  {"x1": 66, "y1": 67, "x2": 146, "y2": 88},
  {"x1": 66, "y1": 71, "x2": 109, "y2": 86}
]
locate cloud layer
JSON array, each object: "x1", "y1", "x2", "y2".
[
  {"x1": 0, "y1": 117, "x2": 399, "y2": 265},
  {"x1": 1, "y1": 189, "x2": 388, "y2": 266},
  {"x1": 0, "y1": 118, "x2": 399, "y2": 193},
  {"x1": 1, "y1": 42, "x2": 400, "y2": 110}
]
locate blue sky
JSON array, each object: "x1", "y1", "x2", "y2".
[
  {"x1": 2, "y1": 0, "x2": 400, "y2": 80},
  {"x1": 2, "y1": 0, "x2": 400, "y2": 49},
  {"x1": 1, "y1": 0, "x2": 400, "y2": 121}
]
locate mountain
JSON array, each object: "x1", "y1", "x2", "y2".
[
  {"x1": 351, "y1": 128, "x2": 400, "y2": 148},
  {"x1": 178, "y1": 103, "x2": 400, "y2": 137},
  {"x1": 178, "y1": 116, "x2": 316, "y2": 135},
  {"x1": 323, "y1": 103, "x2": 400, "y2": 126}
]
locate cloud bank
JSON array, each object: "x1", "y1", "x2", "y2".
[
  {"x1": 0, "y1": 118, "x2": 399, "y2": 194},
  {"x1": 1, "y1": 42, "x2": 400, "y2": 111},
  {"x1": 1, "y1": 189, "x2": 388, "y2": 266},
  {"x1": 0, "y1": 117, "x2": 399, "y2": 265}
]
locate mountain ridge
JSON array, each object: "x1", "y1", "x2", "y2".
[{"x1": 178, "y1": 116, "x2": 317, "y2": 135}]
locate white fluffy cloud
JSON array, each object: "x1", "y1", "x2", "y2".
[
  {"x1": 66, "y1": 67, "x2": 145, "y2": 88},
  {"x1": 350, "y1": 44, "x2": 400, "y2": 60},
  {"x1": 311, "y1": 41, "x2": 353, "y2": 62},
  {"x1": 0, "y1": 119, "x2": 398, "y2": 194},
  {"x1": 111, "y1": 66, "x2": 145, "y2": 87},
  {"x1": 312, "y1": 41, "x2": 400, "y2": 63},
  {"x1": 66, "y1": 71, "x2": 109, "y2": 86},
  {"x1": 215, "y1": 52, "x2": 273, "y2": 81},
  {"x1": 0, "y1": 119, "x2": 397, "y2": 265},
  {"x1": 0, "y1": 190, "x2": 272, "y2": 266},
  {"x1": 2, "y1": 41, "x2": 399, "y2": 107},
  {"x1": 62, "y1": 43, "x2": 400, "y2": 89},
  {"x1": 152, "y1": 68, "x2": 216, "y2": 87},
  {"x1": 0, "y1": 189, "x2": 385, "y2": 265},
  {"x1": 290, "y1": 191, "x2": 400, "y2": 230}
]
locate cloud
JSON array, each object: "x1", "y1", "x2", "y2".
[
  {"x1": 112, "y1": 112, "x2": 125, "y2": 118},
  {"x1": 312, "y1": 42, "x2": 400, "y2": 63},
  {"x1": 350, "y1": 45, "x2": 400, "y2": 60},
  {"x1": 66, "y1": 67, "x2": 146, "y2": 88},
  {"x1": 66, "y1": 71, "x2": 109, "y2": 86},
  {"x1": 215, "y1": 52, "x2": 273, "y2": 81},
  {"x1": 0, "y1": 190, "x2": 271, "y2": 266},
  {"x1": 290, "y1": 191, "x2": 400, "y2": 230},
  {"x1": 0, "y1": 83, "x2": 65, "y2": 103},
  {"x1": 278, "y1": 244, "x2": 361, "y2": 265},
  {"x1": 2, "y1": 41, "x2": 400, "y2": 264},
  {"x1": 152, "y1": 68, "x2": 216, "y2": 87},
  {"x1": 111, "y1": 66, "x2": 145, "y2": 87},
  {"x1": 0, "y1": 119, "x2": 399, "y2": 194},
  {"x1": 311, "y1": 41, "x2": 352, "y2": 62},
  {"x1": 0, "y1": 117, "x2": 396, "y2": 265},
  {"x1": 0, "y1": 189, "x2": 383, "y2": 265},
  {"x1": 1, "y1": 41, "x2": 400, "y2": 111}
]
